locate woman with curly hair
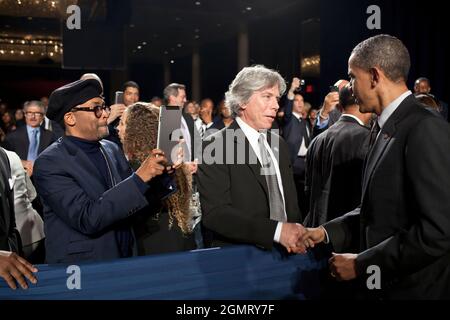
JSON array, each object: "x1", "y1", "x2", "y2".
[{"x1": 117, "y1": 102, "x2": 196, "y2": 255}]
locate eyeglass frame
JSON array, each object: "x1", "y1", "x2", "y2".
[
  {"x1": 71, "y1": 103, "x2": 111, "y2": 118},
  {"x1": 24, "y1": 111, "x2": 45, "y2": 118}
]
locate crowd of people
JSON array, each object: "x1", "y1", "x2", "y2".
[{"x1": 1, "y1": 34, "x2": 449, "y2": 299}]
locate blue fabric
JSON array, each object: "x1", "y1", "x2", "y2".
[
  {"x1": 131, "y1": 173, "x2": 149, "y2": 194},
  {"x1": 64, "y1": 136, "x2": 134, "y2": 257},
  {"x1": 65, "y1": 136, "x2": 111, "y2": 187},
  {"x1": 26, "y1": 126, "x2": 40, "y2": 161},
  {"x1": 0, "y1": 245, "x2": 328, "y2": 300},
  {"x1": 33, "y1": 137, "x2": 149, "y2": 263},
  {"x1": 315, "y1": 115, "x2": 329, "y2": 129}
]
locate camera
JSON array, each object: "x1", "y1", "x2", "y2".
[
  {"x1": 329, "y1": 85, "x2": 339, "y2": 93},
  {"x1": 293, "y1": 79, "x2": 306, "y2": 93}
]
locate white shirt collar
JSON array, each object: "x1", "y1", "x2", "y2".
[
  {"x1": 292, "y1": 112, "x2": 302, "y2": 120},
  {"x1": 341, "y1": 114, "x2": 365, "y2": 126},
  {"x1": 235, "y1": 116, "x2": 263, "y2": 147},
  {"x1": 378, "y1": 90, "x2": 412, "y2": 129}
]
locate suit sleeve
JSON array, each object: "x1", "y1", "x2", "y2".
[
  {"x1": 283, "y1": 98, "x2": 294, "y2": 121},
  {"x1": 197, "y1": 159, "x2": 277, "y2": 250},
  {"x1": 355, "y1": 116, "x2": 450, "y2": 278},
  {"x1": 33, "y1": 154, "x2": 149, "y2": 236}
]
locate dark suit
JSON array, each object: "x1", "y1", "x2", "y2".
[
  {"x1": 33, "y1": 137, "x2": 150, "y2": 263},
  {"x1": 197, "y1": 121, "x2": 301, "y2": 250},
  {"x1": 182, "y1": 110, "x2": 200, "y2": 161},
  {"x1": 0, "y1": 148, "x2": 20, "y2": 252},
  {"x1": 324, "y1": 94, "x2": 450, "y2": 299},
  {"x1": 282, "y1": 99, "x2": 311, "y2": 217},
  {"x1": 304, "y1": 115, "x2": 370, "y2": 227},
  {"x1": 42, "y1": 118, "x2": 64, "y2": 139},
  {"x1": 2, "y1": 125, "x2": 55, "y2": 160}
]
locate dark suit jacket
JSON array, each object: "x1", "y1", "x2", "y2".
[
  {"x1": 41, "y1": 119, "x2": 64, "y2": 139},
  {"x1": 33, "y1": 137, "x2": 150, "y2": 263},
  {"x1": 182, "y1": 110, "x2": 201, "y2": 162},
  {"x1": 282, "y1": 99, "x2": 311, "y2": 176},
  {"x1": 2, "y1": 125, "x2": 55, "y2": 160},
  {"x1": 324, "y1": 95, "x2": 450, "y2": 299},
  {"x1": 197, "y1": 121, "x2": 301, "y2": 250},
  {"x1": 304, "y1": 116, "x2": 370, "y2": 227},
  {"x1": 0, "y1": 148, "x2": 20, "y2": 252}
]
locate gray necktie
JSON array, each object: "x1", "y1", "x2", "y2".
[{"x1": 258, "y1": 134, "x2": 286, "y2": 222}]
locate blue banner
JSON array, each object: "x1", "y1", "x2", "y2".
[{"x1": 0, "y1": 245, "x2": 328, "y2": 300}]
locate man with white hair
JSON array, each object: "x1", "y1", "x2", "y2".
[{"x1": 197, "y1": 65, "x2": 306, "y2": 253}]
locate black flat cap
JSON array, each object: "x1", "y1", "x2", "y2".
[{"x1": 47, "y1": 79, "x2": 103, "y2": 122}]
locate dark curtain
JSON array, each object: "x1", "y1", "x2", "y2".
[{"x1": 320, "y1": 0, "x2": 449, "y2": 110}]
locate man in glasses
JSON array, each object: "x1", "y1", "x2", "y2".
[
  {"x1": 33, "y1": 78, "x2": 173, "y2": 263},
  {"x1": 2, "y1": 100, "x2": 56, "y2": 177}
]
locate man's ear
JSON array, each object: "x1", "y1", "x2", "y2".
[
  {"x1": 64, "y1": 112, "x2": 76, "y2": 127},
  {"x1": 369, "y1": 67, "x2": 381, "y2": 88},
  {"x1": 240, "y1": 103, "x2": 247, "y2": 111}
]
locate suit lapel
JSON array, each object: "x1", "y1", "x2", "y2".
[
  {"x1": 19, "y1": 127, "x2": 30, "y2": 160},
  {"x1": 361, "y1": 129, "x2": 393, "y2": 196},
  {"x1": 232, "y1": 122, "x2": 269, "y2": 199},
  {"x1": 361, "y1": 94, "x2": 414, "y2": 198},
  {"x1": 38, "y1": 129, "x2": 52, "y2": 154},
  {"x1": 100, "y1": 142, "x2": 120, "y2": 186}
]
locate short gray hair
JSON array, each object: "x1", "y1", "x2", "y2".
[
  {"x1": 24, "y1": 100, "x2": 45, "y2": 112},
  {"x1": 163, "y1": 83, "x2": 186, "y2": 101},
  {"x1": 225, "y1": 65, "x2": 286, "y2": 116},
  {"x1": 350, "y1": 34, "x2": 410, "y2": 82}
]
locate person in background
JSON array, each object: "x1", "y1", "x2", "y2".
[{"x1": 118, "y1": 102, "x2": 196, "y2": 254}]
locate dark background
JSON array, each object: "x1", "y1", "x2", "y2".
[{"x1": 0, "y1": 0, "x2": 448, "y2": 114}]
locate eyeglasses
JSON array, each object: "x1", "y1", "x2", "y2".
[
  {"x1": 25, "y1": 111, "x2": 44, "y2": 118},
  {"x1": 71, "y1": 104, "x2": 111, "y2": 118}
]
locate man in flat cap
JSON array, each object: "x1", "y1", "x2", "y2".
[{"x1": 33, "y1": 78, "x2": 170, "y2": 263}]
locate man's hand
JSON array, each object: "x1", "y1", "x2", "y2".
[
  {"x1": 21, "y1": 160, "x2": 33, "y2": 177},
  {"x1": 135, "y1": 149, "x2": 167, "y2": 182},
  {"x1": 321, "y1": 92, "x2": 340, "y2": 117},
  {"x1": 166, "y1": 140, "x2": 185, "y2": 174},
  {"x1": 298, "y1": 226, "x2": 326, "y2": 249},
  {"x1": 0, "y1": 251, "x2": 38, "y2": 290},
  {"x1": 279, "y1": 223, "x2": 307, "y2": 254},
  {"x1": 287, "y1": 77, "x2": 301, "y2": 100},
  {"x1": 107, "y1": 103, "x2": 126, "y2": 124},
  {"x1": 329, "y1": 253, "x2": 358, "y2": 281},
  {"x1": 185, "y1": 159, "x2": 198, "y2": 175}
]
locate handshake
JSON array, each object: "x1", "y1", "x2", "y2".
[{"x1": 279, "y1": 223, "x2": 327, "y2": 254}]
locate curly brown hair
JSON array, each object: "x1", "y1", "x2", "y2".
[{"x1": 123, "y1": 102, "x2": 193, "y2": 234}]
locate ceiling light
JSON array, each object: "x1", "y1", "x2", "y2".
[
  {"x1": 195, "y1": 1, "x2": 201, "y2": 5},
  {"x1": 246, "y1": 7, "x2": 252, "y2": 11},
  {"x1": 137, "y1": 46, "x2": 142, "y2": 49},
  {"x1": 142, "y1": 41, "x2": 147, "y2": 45},
  {"x1": 170, "y1": 60, "x2": 175, "y2": 64}
]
